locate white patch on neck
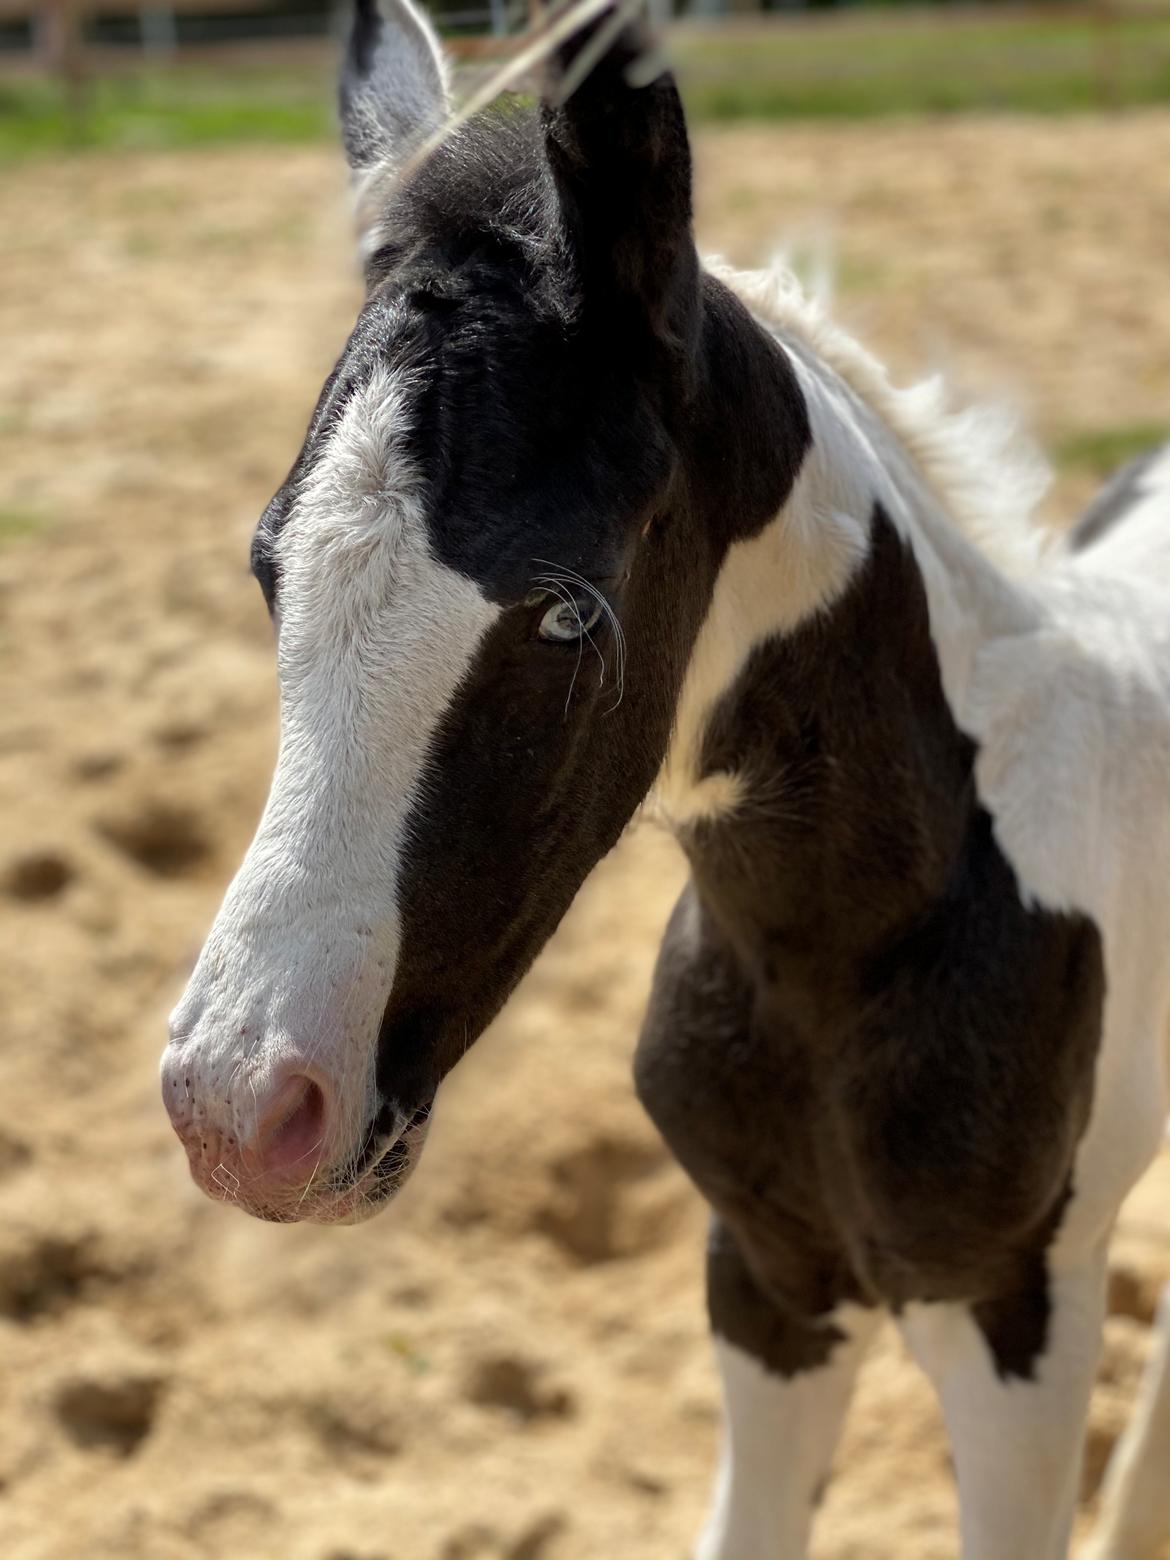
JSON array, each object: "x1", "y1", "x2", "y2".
[
  {"x1": 653, "y1": 355, "x2": 872, "y2": 829},
  {"x1": 652, "y1": 262, "x2": 1053, "y2": 835},
  {"x1": 168, "y1": 365, "x2": 499, "y2": 1155},
  {"x1": 709, "y1": 257, "x2": 1052, "y2": 577}
]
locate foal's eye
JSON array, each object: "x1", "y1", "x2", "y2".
[{"x1": 536, "y1": 591, "x2": 605, "y2": 644}]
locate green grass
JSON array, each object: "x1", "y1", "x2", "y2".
[
  {"x1": 1057, "y1": 424, "x2": 1170, "y2": 475},
  {"x1": 0, "y1": 61, "x2": 333, "y2": 159},
  {"x1": 672, "y1": 17, "x2": 1170, "y2": 120},
  {"x1": 2, "y1": 13, "x2": 1170, "y2": 160},
  {"x1": 0, "y1": 508, "x2": 47, "y2": 544}
]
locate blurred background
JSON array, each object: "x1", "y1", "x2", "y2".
[{"x1": 1, "y1": 2, "x2": 1169, "y2": 1556}]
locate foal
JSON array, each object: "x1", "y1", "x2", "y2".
[{"x1": 161, "y1": 4, "x2": 1170, "y2": 1554}]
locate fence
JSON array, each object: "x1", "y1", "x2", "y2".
[{"x1": 5, "y1": 0, "x2": 1170, "y2": 124}]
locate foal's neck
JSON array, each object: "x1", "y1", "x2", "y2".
[{"x1": 659, "y1": 299, "x2": 1042, "y2": 984}]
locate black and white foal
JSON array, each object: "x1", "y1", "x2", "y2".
[{"x1": 161, "y1": 5, "x2": 1170, "y2": 1555}]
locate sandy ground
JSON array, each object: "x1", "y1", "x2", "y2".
[{"x1": 1, "y1": 113, "x2": 1169, "y2": 1560}]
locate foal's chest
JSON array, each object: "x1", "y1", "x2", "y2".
[
  {"x1": 635, "y1": 830, "x2": 1105, "y2": 1318},
  {"x1": 639, "y1": 506, "x2": 1109, "y2": 1320}
]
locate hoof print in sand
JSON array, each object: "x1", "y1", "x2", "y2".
[
  {"x1": 1108, "y1": 1262, "x2": 1162, "y2": 1326},
  {"x1": 94, "y1": 800, "x2": 212, "y2": 878},
  {"x1": 153, "y1": 721, "x2": 207, "y2": 754},
  {"x1": 305, "y1": 1397, "x2": 402, "y2": 1480},
  {"x1": 72, "y1": 750, "x2": 124, "y2": 783},
  {"x1": 0, "y1": 1233, "x2": 108, "y2": 1323},
  {"x1": 506, "y1": 1514, "x2": 567, "y2": 1560},
  {"x1": 0, "y1": 1128, "x2": 31, "y2": 1181},
  {"x1": 535, "y1": 1135, "x2": 682, "y2": 1264},
  {"x1": 3, "y1": 850, "x2": 75, "y2": 902},
  {"x1": 322, "y1": 1550, "x2": 392, "y2": 1560},
  {"x1": 464, "y1": 1355, "x2": 575, "y2": 1423},
  {"x1": 53, "y1": 1367, "x2": 166, "y2": 1457},
  {"x1": 442, "y1": 1514, "x2": 566, "y2": 1560}
]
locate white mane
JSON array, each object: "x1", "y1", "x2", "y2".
[{"x1": 711, "y1": 259, "x2": 1054, "y2": 577}]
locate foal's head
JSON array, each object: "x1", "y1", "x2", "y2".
[{"x1": 162, "y1": 0, "x2": 806, "y2": 1222}]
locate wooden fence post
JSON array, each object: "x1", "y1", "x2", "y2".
[
  {"x1": 40, "y1": 0, "x2": 87, "y2": 129},
  {"x1": 1094, "y1": 0, "x2": 1122, "y2": 109}
]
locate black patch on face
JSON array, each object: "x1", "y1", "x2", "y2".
[
  {"x1": 376, "y1": 280, "x2": 811, "y2": 1114},
  {"x1": 1067, "y1": 442, "x2": 1165, "y2": 554},
  {"x1": 636, "y1": 507, "x2": 1104, "y2": 1382},
  {"x1": 245, "y1": 69, "x2": 810, "y2": 1122}
]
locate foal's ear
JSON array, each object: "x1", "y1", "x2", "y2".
[
  {"x1": 339, "y1": 0, "x2": 450, "y2": 173},
  {"x1": 542, "y1": 7, "x2": 697, "y2": 337}
]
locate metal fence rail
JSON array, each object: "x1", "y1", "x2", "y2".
[{"x1": 5, "y1": 2, "x2": 1170, "y2": 127}]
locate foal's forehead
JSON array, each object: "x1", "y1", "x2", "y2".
[{"x1": 258, "y1": 271, "x2": 670, "y2": 608}]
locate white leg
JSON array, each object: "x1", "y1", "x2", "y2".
[
  {"x1": 1084, "y1": 1284, "x2": 1170, "y2": 1560},
  {"x1": 900, "y1": 1256, "x2": 1108, "y2": 1560},
  {"x1": 697, "y1": 1312, "x2": 878, "y2": 1560},
  {"x1": 697, "y1": 1219, "x2": 881, "y2": 1559}
]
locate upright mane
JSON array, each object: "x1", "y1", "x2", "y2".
[{"x1": 710, "y1": 258, "x2": 1054, "y2": 576}]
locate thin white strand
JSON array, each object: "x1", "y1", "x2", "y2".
[
  {"x1": 548, "y1": 0, "x2": 648, "y2": 108},
  {"x1": 536, "y1": 576, "x2": 589, "y2": 718},
  {"x1": 532, "y1": 558, "x2": 627, "y2": 712},
  {"x1": 397, "y1": 0, "x2": 616, "y2": 188},
  {"x1": 532, "y1": 573, "x2": 610, "y2": 707}
]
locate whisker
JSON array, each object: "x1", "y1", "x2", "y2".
[
  {"x1": 211, "y1": 1163, "x2": 240, "y2": 1201},
  {"x1": 535, "y1": 576, "x2": 588, "y2": 719},
  {"x1": 296, "y1": 1145, "x2": 327, "y2": 1211}
]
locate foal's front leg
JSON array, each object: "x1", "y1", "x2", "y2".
[
  {"x1": 900, "y1": 1252, "x2": 1109, "y2": 1560},
  {"x1": 697, "y1": 1219, "x2": 880, "y2": 1560},
  {"x1": 1084, "y1": 1284, "x2": 1170, "y2": 1560}
]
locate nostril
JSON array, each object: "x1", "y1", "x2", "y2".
[{"x1": 254, "y1": 1073, "x2": 330, "y2": 1179}]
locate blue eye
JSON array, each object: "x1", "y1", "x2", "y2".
[{"x1": 538, "y1": 592, "x2": 605, "y2": 644}]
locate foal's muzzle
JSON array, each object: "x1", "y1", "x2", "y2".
[{"x1": 161, "y1": 1038, "x2": 433, "y2": 1225}]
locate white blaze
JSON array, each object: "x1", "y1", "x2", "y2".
[{"x1": 166, "y1": 366, "x2": 499, "y2": 1154}]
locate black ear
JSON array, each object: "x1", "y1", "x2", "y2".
[
  {"x1": 542, "y1": 6, "x2": 698, "y2": 344},
  {"x1": 339, "y1": 0, "x2": 450, "y2": 173}
]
